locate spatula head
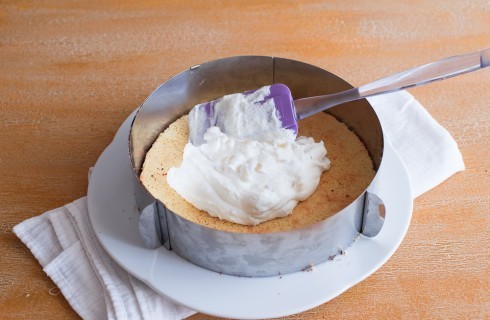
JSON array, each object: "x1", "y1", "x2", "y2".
[
  {"x1": 189, "y1": 84, "x2": 297, "y2": 145},
  {"x1": 267, "y1": 83, "x2": 298, "y2": 133}
]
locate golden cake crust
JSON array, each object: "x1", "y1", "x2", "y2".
[{"x1": 140, "y1": 112, "x2": 375, "y2": 233}]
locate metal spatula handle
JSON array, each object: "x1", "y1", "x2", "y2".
[{"x1": 295, "y1": 48, "x2": 490, "y2": 120}]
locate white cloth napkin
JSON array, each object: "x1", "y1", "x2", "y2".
[
  {"x1": 368, "y1": 91, "x2": 464, "y2": 197},
  {"x1": 13, "y1": 91, "x2": 464, "y2": 320},
  {"x1": 13, "y1": 192, "x2": 195, "y2": 320}
]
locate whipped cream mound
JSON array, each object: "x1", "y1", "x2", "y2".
[
  {"x1": 188, "y1": 86, "x2": 288, "y2": 144},
  {"x1": 167, "y1": 86, "x2": 330, "y2": 225}
]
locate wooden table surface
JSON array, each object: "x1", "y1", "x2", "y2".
[{"x1": 1, "y1": 1, "x2": 489, "y2": 319}]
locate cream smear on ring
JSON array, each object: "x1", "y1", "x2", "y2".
[{"x1": 167, "y1": 86, "x2": 330, "y2": 225}]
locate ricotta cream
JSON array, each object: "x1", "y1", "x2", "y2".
[{"x1": 167, "y1": 86, "x2": 330, "y2": 225}]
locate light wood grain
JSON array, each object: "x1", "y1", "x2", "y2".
[{"x1": 1, "y1": 1, "x2": 489, "y2": 319}]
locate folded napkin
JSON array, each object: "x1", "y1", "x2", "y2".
[
  {"x1": 13, "y1": 91, "x2": 464, "y2": 320},
  {"x1": 13, "y1": 186, "x2": 195, "y2": 320},
  {"x1": 368, "y1": 91, "x2": 464, "y2": 197}
]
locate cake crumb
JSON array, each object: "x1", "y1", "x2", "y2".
[
  {"x1": 353, "y1": 233, "x2": 360, "y2": 242},
  {"x1": 302, "y1": 262, "x2": 315, "y2": 272}
]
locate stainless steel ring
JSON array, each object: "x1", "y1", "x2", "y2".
[{"x1": 129, "y1": 56, "x2": 384, "y2": 277}]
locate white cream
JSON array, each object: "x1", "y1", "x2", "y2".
[
  {"x1": 167, "y1": 86, "x2": 330, "y2": 225},
  {"x1": 188, "y1": 86, "x2": 287, "y2": 145}
]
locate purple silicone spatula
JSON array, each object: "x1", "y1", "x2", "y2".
[
  {"x1": 188, "y1": 84, "x2": 298, "y2": 146},
  {"x1": 190, "y1": 48, "x2": 488, "y2": 145}
]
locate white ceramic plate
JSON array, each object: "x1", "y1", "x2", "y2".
[{"x1": 87, "y1": 112, "x2": 413, "y2": 319}]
